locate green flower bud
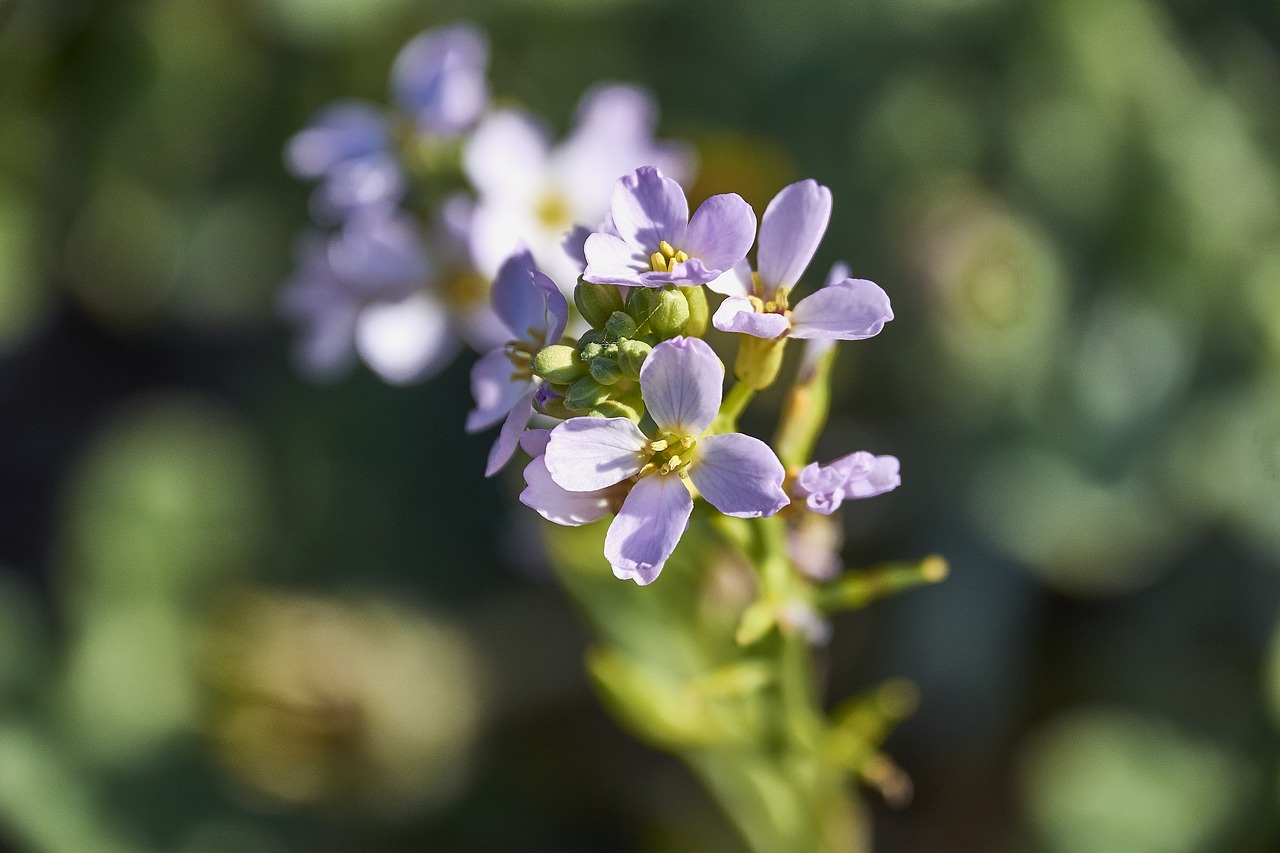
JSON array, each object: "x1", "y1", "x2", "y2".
[
  {"x1": 581, "y1": 341, "x2": 604, "y2": 361},
  {"x1": 604, "y1": 311, "x2": 638, "y2": 340},
  {"x1": 535, "y1": 390, "x2": 574, "y2": 421},
  {"x1": 589, "y1": 398, "x2": 643, "y2": 422},
  {"x1": 649, "y1": 287, "x2": 691, "y2": 339},
  {"x1": 680, "y1": 286, "x2": 709, "y2": 337},
  {"x1": 626, "y1": 286, "x2": 654, "y2": 320},
  {"x1": 734, "y1": 335, "x2": 787, "y2": 390},
  {"x1": 589, "y1": 357, "x2": 624, "y2": 385},
  {"x1": 531, "y1": 344, "x2": 586, "y2": 384},
  {"x1": 617, "y1": 339, "x2": 652, "y2": 380},
  {"x1": 574, "y1": 280, "x2": 625, "y2": 329},
  {"x1": 564, "y1": 376, "x2": 612, "y2": 412},
  {"x1": 578, "y1": 328, "x2": 607, "y2": 347}
]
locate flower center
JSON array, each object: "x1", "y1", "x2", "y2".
[
  {"x1": 749, "y1": 272, "x2": 791, "y2": 314},
  {"x1": 639, "y1": 434, "x2": 696, "y2": 478},
  {"x1": 535, "y1": 190, "x2": 572, "y2": 231},
  {"x1": 504, "y1": 339, "x2": 539, "y2": 381},
  {"x1": 443, "y1": 270, "x2": 490, "y2": 309},
  {"x1": 649, "y1": 240, "x2": 690, "y2": 273}
]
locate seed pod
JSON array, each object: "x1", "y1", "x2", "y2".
[
  {"x1": 617, "y1": 339, "x2": 652, "y2": 380},
  {"x1": 564, "y1": 376, "x2": 612, "y2": 412},
  {"x1": 649, "y1": 288, "x2": 691, "y2": 339},
  {"x1": 604, "y1": 311, "x2": 638, "y2": 340},
  {"x1": 531, "y1": 344, "x2": 586, "y2": 384},
  {"x1": 574, "y1": 280, "x2": 625, "y2": 329},
  {"x1": 589, "y1": 357, "x2": 624, "y2": 385}
]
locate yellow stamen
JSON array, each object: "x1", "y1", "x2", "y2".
[
  {"x1": 659, "y1": 240, "x2": 677, "y2": 258},
  {"x1": 650, "y1": 252, "x2": 668, "y2": 272}
]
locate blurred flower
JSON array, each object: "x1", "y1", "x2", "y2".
[
  {"x1": 786, "y1": 513, "x2": 844, "y2": 581},
  {"x1": 208, "y1": 590, "x2": 488, "y2": 818},
  {"x1": 285, "y1": 101, "x2": 403, "y2": 222},
  {"x1": 583, "y1": 166, "x2": 755, "y2": 290},
  {"x1": 465, "y1": 96, "x2": 694, "y2": 288},
  {"x1": 710, "y1": 180, "x2": 892, "y2": 341},
  {"x1": 390, "y1": 24, "x2": 489, "y2": 138},
  {"x1": 466, "y1": 251, "x2": 568, "y2": 476},
  {"x1": 540, "y1": 338, "x2": 788, "y2": 584}
]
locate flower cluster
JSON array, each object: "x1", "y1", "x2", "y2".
[
  {"x1": 279, "y1": 23, "x2": 693, "y2": 385},
  {"x1": 470, "y1": 165, "x2": 901, "y2": 584}
]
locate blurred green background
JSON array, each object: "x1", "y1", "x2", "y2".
[{"x1": 2, "y1": 0, "x2": 1280, "y2": 850}]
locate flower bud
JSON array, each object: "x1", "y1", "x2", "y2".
[
  {"x1": 564, "y1": 376, "x2": 612, "y2": 412},
  {"x1": 680, "y1": 286, "x2": 709, "y2": 337},
  {"x1": 578, "y1": 328, "x2": 607, "y2": 347},
  {"x1": 531, "y1": 344, "x2": 586, "y2": 384},
  {"x1": 617, "y1": 339, "x2": 652, "y2": 380},
  {"x1": 648, "y1": 288, "x2": 690, "y2": 339},
  {"x1": 734, "y1": 335, "x2": 787, "y2": 390},
  {"x1": 535, "y1": 389, "x2": 575, "y2": 420},
  {"x1": 589, "y1": 398, "x2": 643, "y2": 422},
  {"x1": 589, "y1": 357, "x2": 624, "y2": 385},
  {"x1": 625, "y1": 286, "x2": 654, "y2": 320},
  {"x1": 574, "y1": 280, "x2": 625, "y2": 329},
  {"x1": 604, "y1": 311, "x2": 638, "y2": 340},
  {"x1": 581, "y1": 342, "x2": 604, "y2": 361}
]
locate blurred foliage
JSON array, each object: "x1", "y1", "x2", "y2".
[{"x1": 0, "y1": 0, "x2": 1279, "y2": 850}]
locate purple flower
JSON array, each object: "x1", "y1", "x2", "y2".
[
  {"x1": 792, "y1": 451, "x2": 900, "y2": 515},
  {"x1": 536, "y1": 337, "x2": 788, "y2": 585},
  {"x1": 583, "y1": 167, "x2": 756, "y2": 290},
  {"x1": 284, "y1": 101, "x2": 404, "y2": 222},
  {"x1": 466, "y1": 251, "x2": 569, "y2": 477},
  {"x1": 391, "y1": 24, "x2": 489, "y2": 137},
  {"x1": 710, "y1": 180, "x2": 893, "y2": 340},
  {"x1": 464, "y1": 86, "x2": 694, "y2": 291},
  {"x1": 280, "y1": 210, "x2": 463, "y2": 385},
  {"x1": 518, "y1": 430, "x2": 627, "y2": 526}
]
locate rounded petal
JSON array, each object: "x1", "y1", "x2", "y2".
[
  {"x1": 604, "y1": 474, "x2": 693, "y2": 585},
  {"x1": 519, "y1": 428, "x2": 551, "y2": 457},
  {"x1": 705, "y1": 258, "x2": 754, "y2": 298},
  {"x1": 712, "y1": 296, "x2": 792, "y2": 339},
  {"x1": 609, "y1": 167, "x2": 688, "y2": 252},
  {"x1": 757, "y1": 180, "x2": 832, "y2": 296},
  {"x1": 583, "y1": 231, "x2": 649, "y2": 286},
  {"x1": 466, "y1": 348, "x2": 530, "y2": 433},
  {"x1": 833, "y1": 452, "x2": 901, "y2": 499},
  {"x1": 520, "y1": 453, "x2": 615, "y2": 526},
  {"x1": 310, "y1": 152, "x2": 406, "y2": 221},
  {"x1": 823, "y1": 261, "x2": 851, "y2": 288},
  {"x1": 328, "y1": 210, "x2": 429, "y2": 296},
  {"x1": 545, "y1": 417, "x2": 648, "y2": 491},
  {"x1": 788, "y1": 279, "x2": 893, "y2": 340},
  {"x1": 285, "y1": 100, "x2": 388, "y2": 178},
  {"x1": 689, "y1": 433, "x2": 789, "y2": 518},
  {"x1": 561, "y1": 224, "x2": 593, "y2": 273},
  {"x1": 682, "y1": 193, "x2": 756, "y2": 274},
  {"x1": 391, "y1": 24, "x2": 489, "y2": 135},
  {"x1": 354, "y1": 292, "x2": 460, "y2": 384},
  {"x1": 639, "y1": 337, "x2": 724, "y2": 436},
  {"x1": 463, "y1": 110, "x2": 549, "y2": 200},
  {"x1": 485, "y1": 389, "x2": 536, "y2": 477},
  {"x1": 490, "y1": 249, "x2": 562, "y2": 342}
]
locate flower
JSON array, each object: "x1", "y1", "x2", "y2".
[
  {"x1": 391, "y1": 24, "x2": 489, "y2": 138},
  {"x1": 280, "y1": 208, "x2": 464, "y2": 385},
  {"x1": 583, "y1": 167, "x2": 756, "y2": 290},
  {"x1": 710, "y1": 180, "x2": 894, "y2": 340},
  {"x1": 537, "y1": 337, "x2": 788, "y2": 585},
  {"x1": 464, "y1": 85, "x2": 693, "y2": 289},
  {"x1": 518, "y1": 430, "x2": 627, "y2": 526},
  {"x1": 466, "y1": 251, "x2": 569, "y2": 476},
  {"x1": 284, "y1": 101, "x2": 405, "y2": 222},
  {"x1": 792, "y1": 451, "x2": 901, "y2": 515}
]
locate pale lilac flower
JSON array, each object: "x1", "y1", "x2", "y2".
[
  {"x1": 280, "y1": 209, "x2": 462, "y2": 384},
  {"x1": 539, "y1": 337, "x2": 788, "y2": 585},
  {"x1": 583, "y1": 167, "x2": 756, "y2": 290},
  {"x1": 466, "y1": 251, "x2": 569, "y2": 477},
  {"x1": 787, "y1": 512, "x2": 844, "y2": 580},
  {"x1": 285, "y1": 101, "x2": 404, "y2": 222},
  {"x1": 465, "y1": 89, "x2": 694, "y2": 289},
  {"x1": 792, "y1": 451, "x2": 901, "y2": 515},
  {"x1": 519, "y1": 430, "x2": 626, "y2": 526},
  {"x1": 391, "y1": 24, "x2": 489, "y2": 137},
  {"x1": 710, "y1": 180, "x2": 893, "y2": 340}
]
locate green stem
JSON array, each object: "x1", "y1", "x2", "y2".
[{"x1": 714, "y1": 382, "x2": 756, "y2": 433}]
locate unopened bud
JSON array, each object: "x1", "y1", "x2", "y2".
[
  {"x1": 617, "y1": 339, "x2": 652, "y2": 379},
  {"x1": 590, "y1": 398, "x2": 643, "y2": 421},
  {"x1": 625, "y1": 286, "x2": 654, "y2": 319},
  {"x1": 734, "y1": 334, "x2": 787, "y2": 390},
  {"x1": 680, "y1": 286, "x2": 709, "y2": 337},
  {"x1": 649, "y1": 288, "x2": 691, "y2": 339},
  {"x1": 564, "y1": 376, "x2": 612, "y2": 412},
  {"x1": 578, "y1": 328, "x2": 607, "y2": 347},
  {"x1": 605, "y1": 311, "x2": 638, "y2": 340},
  {"x1": 531, "y1": 344, "x2": 586, "y2": 384},
  {"x1": 574, "y1": 280, "x2": 625, "y2": 329},
  {"x1": 589, "y1": 357, "x2": 624, "y2": 385}
]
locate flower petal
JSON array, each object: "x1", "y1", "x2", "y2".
[
  {"x1": 490, "y1": 250, "x2": 567, "y2": 344},
  {"x1": 757, "y1": 180, "x2": 832, "y2": 296},
  {"x1": 485, "y1": 389, "x2": 536, "y2": 477},
  {"x1": 519, "y1": 428, "x2": 551, "y2": 457},
  {"x1": 712, "y1": 296, "x2": 792, "y2": 339},
  {"x1": 609, "y1": 166, "x2": 688, "y2": 252},
  {"x1": 788, "y1": 279, "x2": 893, "y2": 340},
  {"x1": 824, "y1": 261, "x2": 851, "y2": 288},
  {"x1": 285, "y1": 100, "x2": 388, "y2": 178},
  {"x1": 833, "y1": 452, "x2": 901, "y2": 498},
  {"x1": 463, "y1": 109, "x2": 549, "y2": 200},
  {"x1": 639, "y1": 337, "x2": 723, "y2": 436},
  {"x1": 545, "y1": 417, "x2": 648, "y2": 491},
  {"x1": 328, "y1": 209, "x2": 429, "y2": 296},
  {"x1": 706, "y1": 258, "x2": 754, "y2": 298},
  {"x1": 391, "y1": 24, "x2": 489, "y2": 136},
  {"x1": 583, "y1": 232, "x2": 649, "y2": 286},
  {"x1": 354, "y1": 292, "x2": 460, "y2": 384},
  {"x1": 561, "y1": 224, "x2": 592, "y2": 273},
  {"x1": 682, "y1": 193, "x2": 757, "y2": 274},
  {"x1": 466, "y1": 348, "x2": 530, "y2": 433},
  {"x1": 520, "y1": 452, "x2": 616, "y2": 526},
  {"x1": 689, "y1": 433, "x2": 789, "y2": 518},
  {"x1": 604, "y1": 474, "x2": 693, "y2": 585}
]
